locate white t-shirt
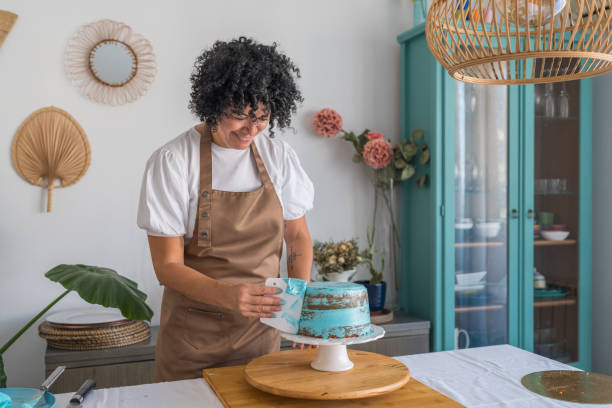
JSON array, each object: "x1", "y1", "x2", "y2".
[{"x1": 137, "y1": 126, "x2": 314, "y2": 241}]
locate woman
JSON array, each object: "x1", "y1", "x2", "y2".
[{"x1": 137, "y1": 37, "x2": 314, "y2": 382}]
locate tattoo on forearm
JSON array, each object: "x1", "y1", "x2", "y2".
[{"x1": 288, "y1": 247, "x2": 301, "y2": 273}]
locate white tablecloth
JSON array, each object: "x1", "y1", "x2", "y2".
[{"x1": 54, "y1": 345, "x2": 611, "y2": 408}]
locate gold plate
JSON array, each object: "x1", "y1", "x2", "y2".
[{"x1": 521, "y1": 370, "x2": 612, "y2": 404}]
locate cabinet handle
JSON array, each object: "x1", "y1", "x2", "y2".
[
  {"x1": 527, "y1": 209, "x2": 534, "y2": 219},
  {"x1": 511, "y1": 209, "x2": 519, "y2": 219}
]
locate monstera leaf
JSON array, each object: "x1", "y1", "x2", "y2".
[
  {"x1": 46, "y1": 264, "x2": 153, "y2": 321},
  {"x1": 0, "y1": 264, "x2": 153, "y2": 387}
]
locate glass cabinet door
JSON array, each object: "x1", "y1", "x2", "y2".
[
  {"x1": 454, "y1": 83, "x2": 508, "y2": 349},
  {"x1": 532, "y1": 80, "x2": 580, "y2": 363}
]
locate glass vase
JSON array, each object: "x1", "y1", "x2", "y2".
[{"x1": 372, "y1": 180, "x2": 400, "y2": 311}]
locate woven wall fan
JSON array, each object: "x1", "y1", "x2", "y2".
[
  {"x1": 11, "y1": 107, "x2": 91, "y2": 212},
  {"x1": 426, "y1": 0, "x2": 612, "y2": 84},
  {"x1": 0, "y1": 10, "x2": 18, "y2": 48}
]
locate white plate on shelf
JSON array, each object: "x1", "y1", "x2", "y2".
[{"x1": 46, "y1": 307, "x2": 128, "y2": 326}]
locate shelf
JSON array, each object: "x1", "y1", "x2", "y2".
[
  {"x1": 534, "y1": 298, "x2": 577, "y2": 308},
  {"x1": 535, "y1": 115, "x2": 578, "y2": 121},
  {"x1": 456, "y1": 190, "x2": 507, "y2": 195},
  {"x1": 534, "y1": 239, "x2": 577, "y2": 247},
  {"x1": 455, "y1": 242, "x2": 504, "y2": 248},
  {"x1": 535, "y1": 192, "x2": 575, "y2": 196},
  {"x1": 455, "y1": 304, "x2": 505, "y2": 313}
]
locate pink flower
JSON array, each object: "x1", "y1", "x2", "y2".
[
  {"x1": 362, "y1": 139, "x2": 393, "y2": 169},
  {"x1": 365, "y1": 131, "x2": 384, "y2": 140},
  {"x1": 312, "y1": 108, "x2": 343, "y2": 138}
]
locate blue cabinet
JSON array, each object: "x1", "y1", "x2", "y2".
[{"x1": 397, "y1": 24, "x2": 592, "y2": 370}]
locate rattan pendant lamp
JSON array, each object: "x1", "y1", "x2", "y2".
[{"x1": 426, "y1": 0, "x2": 612, "y2": 84}]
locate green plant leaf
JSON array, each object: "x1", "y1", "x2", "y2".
[
  {"x1": 45, "y1": 264, "x2": 154, "y2": 321},
  {"x1": 412, "y1": 129, "x2": 424, "y2": 140},
  {"x1": 417, "y1": 174, "x2": 428, "y2": 188},
  {"x1": 357, "y1": 129, "x2": 370, "y2": 152},
  {"x1": 0, "y1": 354, "x2": 6, "y2": 388},
  {"x1": 401, "y1": 165, "x2": 416, "y2": 181},
  {"x1": 394, "y1": 158, "x2": 407, "y2": 169},
  {"x1": 343, "y1": 131, "x2": 362, "y2": 154},
  {"x1": 420, "y1": 149, "x2": 431, "y2": 165},
  {"x1": 401, "y1": 143, "x2": 417, "y2": 160},
  {"x1": 352, "y1": 153, "x2": 363, "y2": 163}
]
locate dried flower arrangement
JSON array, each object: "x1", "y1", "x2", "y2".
[{"x1": 313, "y1": 239, "x2": 364, "y2": 281}]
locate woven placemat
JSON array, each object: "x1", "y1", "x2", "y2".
[
  {"x1": 46, "y1": 332, "x2": 150, "y2": 350},
  {"x1": 40, "y1": 320, "x2": 146, "y2": 338},
  {"x1": 39, "y1": 320, "x2": 150, "y2": 350}
]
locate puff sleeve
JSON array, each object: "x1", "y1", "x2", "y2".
[
  {"x1": 137, "y1": 148, "x2": 190, "y2": 236},
  {"x1": 280, "y1": 143, "x2": 314, "y2": 220}
]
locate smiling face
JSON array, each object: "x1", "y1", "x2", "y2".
[{"x1": 211, "y1": 103, "x2": 271, "y2": 150}]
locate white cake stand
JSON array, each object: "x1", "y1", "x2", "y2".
[{"x1": 280, "y1": 324, "x2": 385, "y2": 372}]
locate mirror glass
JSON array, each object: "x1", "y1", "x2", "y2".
[{"x1": 89, "y1": 40, "x2": 137, "y2": 86}]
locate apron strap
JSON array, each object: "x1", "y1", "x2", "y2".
[
  {"x1": 195, "y1": 123, "x2": 213, "y2": 248},
  {"x1": 250, "y1": 140, "x2": 274, "y2": 189}
]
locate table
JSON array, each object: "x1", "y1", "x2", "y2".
[
  {"x1": 46, "y1": 313, "x2": 429, "y2": 393},
  {"x1": 54, "y1": 345, "x2": 612, "y2": 408}
]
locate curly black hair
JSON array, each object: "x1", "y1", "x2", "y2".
[{"x1": 189, "y1": 37, "x2": 303, "y2": 138}]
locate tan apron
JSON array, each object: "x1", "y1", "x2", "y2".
[{"x1": 154, "y1": 124, "x2": 283, "y2": 382}]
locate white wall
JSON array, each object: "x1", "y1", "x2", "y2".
[
  {"x1": 0, "y1": 0, "x2": 414, "y2": 386},
  {"x1": 592, "y1": 73, "x2": 612, "y2": 375}
]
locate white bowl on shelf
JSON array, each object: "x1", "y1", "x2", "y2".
[
  {"x1": 475, "y1": 222, "x2": 501, "y2": 238},
  {"x1": 455, "y1": 218, "x2": 473, "y2": 230},
  {"x1": 456, "y1": 271, "x2": 487, "y2": 286},
  {"x1": 455, "y1": 283, "x2": 485, "y2": 295},
  {"x1": 540, "y1": 230, "x2": 570, "y2": 241}
]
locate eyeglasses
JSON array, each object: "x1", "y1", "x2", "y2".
[{"x1": 223, "y1": 111, "x2": 270, "y2": 125}]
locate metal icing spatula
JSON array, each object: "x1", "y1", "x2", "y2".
[{"x1": 19, "y1": 365, "x2": 65, "y2": 408}]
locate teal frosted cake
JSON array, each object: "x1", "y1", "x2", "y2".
[{"x1": 297, "y1": 282, "x2": 371, "y2": 339}]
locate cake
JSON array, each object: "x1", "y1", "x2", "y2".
[{"x1": 297, "y1": 282, "x2": 371, "y2": 339}]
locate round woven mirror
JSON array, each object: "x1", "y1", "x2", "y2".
[
  {"x1": 65, "y1": 19, "x2": 157, "y2": 105},
  {"x1": 89, "y1": 40, "x2": 137, "y2": 87}
]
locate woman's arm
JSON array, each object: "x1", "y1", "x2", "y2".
[
  {"x1": 284, "y1": 216, "x2": 315, "y2": 349},
  {"x1": 284, "y1": 216, "x2": 313, "y2": 282},
  {"x1": 148, "y1": 236, "x2": 281, "y2": 317}
]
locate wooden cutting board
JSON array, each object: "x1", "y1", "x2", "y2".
[
  {"x1": 243, "y1": 349, "x2": 410, "y2": 399},
  {"x1": 203, "y1": 359, "x2": 463, "y2": 407}
]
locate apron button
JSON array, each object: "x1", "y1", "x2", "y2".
[
  {"x1": 201, "y1": 211, "x2": 209, "y2": 218},
  {"x1": 201, "y1": 191, "x2": 209, "y2": 198},
  {"x1": 200, "y1": 231, "x2": 208, "y2": 239}
]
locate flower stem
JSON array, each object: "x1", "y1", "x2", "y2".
[
  {"x1": 0, "y1": 289, "x2": 70, "y2": 354},
  {"x1": 379, "y1": 186, "x2": 401, "y2": 249}
]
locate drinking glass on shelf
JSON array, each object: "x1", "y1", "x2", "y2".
[
  {"x1": 559, "y1": 179, "x2": 568, "y2": 193},
  {"x1": 535, "y1": 90, "x2": 543, "y2": 116},
  {"x1": 544, "y1": 83, "x2": 555, "y2": 118},
  {"x1": 543, "y1": 178, "x2": 552, "y2": 194},
  {"x1": 535, "y1": 178, "x2": 545, "y2": 194},
  {"x1": 550, "y1": 178, "x2": 561, "y2": 194},
  {"x1": 558, "y1": 83, "x2": 569, "y2": 118}
]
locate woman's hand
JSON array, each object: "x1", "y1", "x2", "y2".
[{"x1": 228, "y1": 284, "x2": 283, "y2": 318}]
